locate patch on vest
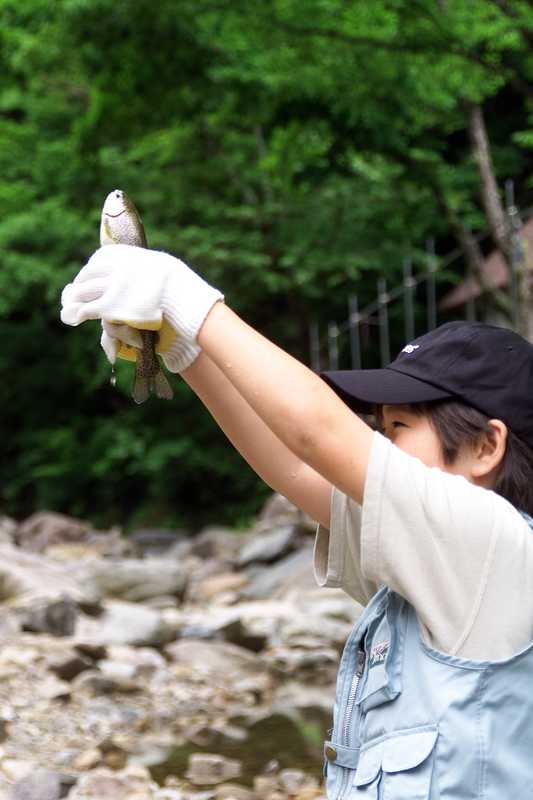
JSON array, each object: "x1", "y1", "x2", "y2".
[{"x1": 369, "y1": 640, "x2": 390, "y2": 668}]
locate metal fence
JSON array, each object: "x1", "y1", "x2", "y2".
[{"x1": 310, "y1": 187, "x2": 531, "y2": 372}]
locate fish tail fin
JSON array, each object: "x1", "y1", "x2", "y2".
[
  {"x1": 132, "y1": 369, "x2": 150, "y2": 404},
  {"x1": 154, "y1": 364, "x2": 174, "y2": 400}
]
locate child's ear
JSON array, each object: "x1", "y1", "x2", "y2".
[{"x1": 471, "y1": 420, "x2": 508, "y2": 479}]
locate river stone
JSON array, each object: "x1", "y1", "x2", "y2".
[
  {"x1": 190, "y1": 527, "x2": 246, "y2": 561},
  {"x1": 165, "y1": 640, "x2": 263, "y2": 677},
  {"x1": 257, "y1": 493, "x2": 316, "y2": 534},
  {"x1": 19, "y1": 596, "x2": 78, "y2": 637},
  {"x1": 214, "y1": 784, "x2": 255, "y2": 800},
  {"x1": 75, "y1": 600, "x2": 175, "y2": 647},
  {"x1": 241, "y1": 548, "x2": 314, "y2": 600},
  {"x1": 15, "y1": 512, "x2": 90, "y2": 553},
  {"x1": 128, "y1": 528, "x2": 189, "y2": 557},
  {"x1": 0, "y1": 544, "x2": 101, "y2": 608},
  {"x1": 8, "y1": 768, "x2": 75, "y2": 799},
  {"x1": 67, "y1": 765, "x2": 157, "y2": 799},
  {"x1": 185, "y1": 754, "x2": 242, "y2": 785},
  {"x1": 194, "y1": 572, "x2": 249, "y2": 602},
  {"x1": 81, "y1": 559, "x2": 188, "y2": 603},
  {"x1": 0, "y1": 516, "x2": 17, "y2": 545},
  {"x1": 49, "y1": 653, "x2": 93, "y2": 681},
  {"x1": 237, "y1": 526, "x2": 297, "y2": 567}
]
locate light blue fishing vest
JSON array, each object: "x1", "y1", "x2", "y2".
[{"x1": 323, "y1": 511, "x2": 533, "y2": 799}]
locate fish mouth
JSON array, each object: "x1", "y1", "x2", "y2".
[{"x1": 104, "y1": 209, "x2": 128, "y2": 218}]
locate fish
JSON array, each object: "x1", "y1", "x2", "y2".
[{"x1": 100, "y1": 189, "x2": 173, "y2": 404}]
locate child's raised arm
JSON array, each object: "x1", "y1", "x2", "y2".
[
  {"x1": 60, "y1": 243, "x2": 374, "y2": 508},
  {"x1": 196, "y1": 303, "x2": 374, "y2": 505},
  {"x1": 182, "y1": 350, "x2": 333, "y2": 527}
]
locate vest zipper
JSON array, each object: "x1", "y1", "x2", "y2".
[
  {"x1": 342, "y1": 648, "x2": 365, "y2": 743},
  {"x1": 337, "y1": 647, "x2": 365, "y2": 800}
]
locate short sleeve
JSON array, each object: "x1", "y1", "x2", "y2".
[
  {"x1": 360, "y1": 432, "x2": 533, "y2": 657},
  {"x1": 313, "y1": 485, "x2": 379, "y2": 606}
]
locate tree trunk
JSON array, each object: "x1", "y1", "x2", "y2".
[{"x1": 465, "y1": 102, "x2": 531, "y2": 338}]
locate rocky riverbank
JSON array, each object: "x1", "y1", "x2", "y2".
[{"x1": 0, "y1": 496, "x2": 362, "y2": 800}]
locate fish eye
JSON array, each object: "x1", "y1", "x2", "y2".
[{"x1": 115, "y1": 191, "x2": 121, "y2": 198}]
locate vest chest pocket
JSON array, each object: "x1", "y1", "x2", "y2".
[
  {"x1": 352, "y1": 725, "x2": 438, "y2": 800},
  {"x1": 357, "y1": 598, "x2": 407, "y2": 713}
]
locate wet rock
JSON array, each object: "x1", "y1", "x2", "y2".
[
  {"x1": 15, "y1": 512, "x2": 90, "y2": 553},
  {"x1": 81, "y1": 559, "x2": 188, "y2": 603},
  {"x1": 238, "y1": 527, "x2": 298, "y2": 568},
  {"x1": 19, "y1": 596, "x2": 78, "y2": 637},
  {"x1": 185, "y1": 754, "x2": 242, "y2": 785},
  {"x1": 8, "y1": 768, "x2": 75, "y2": 799}
]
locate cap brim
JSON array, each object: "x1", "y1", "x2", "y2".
[{"x1": 321, "y1": 366, "x2": 454, "y2": 413}]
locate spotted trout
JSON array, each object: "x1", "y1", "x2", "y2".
[{"x1": 100, "y1": 189, "x2": 173, "y2": 403}]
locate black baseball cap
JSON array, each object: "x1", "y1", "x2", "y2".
[{"x1": 321, "y1": 321, "x2": 533, "y2": 447}]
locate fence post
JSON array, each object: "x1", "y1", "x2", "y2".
[
  {"x1": 309, "y1": 321, "x2": 321, "y2": 372},
  {"x1": 426, "y1": 238, "x2": 437, "y2": 331},
  {"x1": 378, "y1": 278, "x2": 390, "y2": 366},
  {"x1": 328, "y1": 322, "x2": 339, "y2": 370},
  {"x1": 349, "y1": 295, "x2": 362, "y2": 369},
  {"x1": 403, "y1": 258, "x2": 415, "y2": 343}
]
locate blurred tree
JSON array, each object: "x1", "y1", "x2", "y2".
[{"x1": 0, "y1": 0, "x2": 532, "y2": 528}]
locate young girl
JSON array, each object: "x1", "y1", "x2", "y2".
[{"x1": 61, "y1": 243, "x2": 533, "y2": 798}]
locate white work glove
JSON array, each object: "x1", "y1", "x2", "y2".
[
  {"x1": 99, "y1": 318, "x2": 201, "y2": 373},
  {"x1": 60, "y1": 244, "x2": 224, "y2": 372}
]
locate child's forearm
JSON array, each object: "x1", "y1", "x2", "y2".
[
  {"x1": 197, "y1": 303, "x2": 374, "y2": 505},
  {"x1": 182, "y1": 350, "x2": 332, "y2": 527}
]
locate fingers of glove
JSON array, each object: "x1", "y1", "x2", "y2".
[
  {"x1": 100, "y1": 324, "x2": 140, "y2": 363},
  {"x1": 61, "y1": 297, "x2": 105, "y2": 326},
  {"x1": 102, "y1": 320, "x2": 143, "y2": 350},
  {"x1": 66, "y1": 278, "x2": 107, "y2": 304},
  {"x1": 100, "y1": 329, "x2": 119, "y2": 365}
]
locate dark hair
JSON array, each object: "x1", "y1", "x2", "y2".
[{"x1": 383, "y1": 399, "x2": 533, "y2": 517}]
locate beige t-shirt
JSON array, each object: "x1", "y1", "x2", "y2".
[{"x1": 313, "y1": 430, "x2": 533, "y2": 660}]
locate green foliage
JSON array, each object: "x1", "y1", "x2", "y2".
[{"x1": 0, "y1": 0, "x2": 532, "y2": 528}]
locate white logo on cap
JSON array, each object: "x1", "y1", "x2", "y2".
[{"x1": 402, "y1": 344, "x2": 420, "y2": 354}]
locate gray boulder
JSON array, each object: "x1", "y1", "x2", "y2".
[
  {"x1": 8, "y1": 768, "x2": 76, "y2": 800},
  {"x1": 15, "y1": 512, "x2": 90, "y2": 553},
  {"x1": 76, "y1": 600, "x2": 175, "y2": 648},
  {"x1": 237, "y1": 525, "x2": 298, "y2": 567},
  {"x1": 81, "y1": 558, "x2": 188, "y2": 603}
]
